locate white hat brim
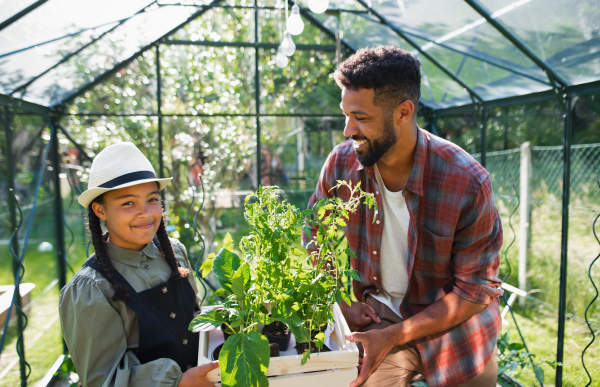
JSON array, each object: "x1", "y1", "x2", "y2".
[{"x1": 78, "y1": 177, "x2": 173, "y2": 208}]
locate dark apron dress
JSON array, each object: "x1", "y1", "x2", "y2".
[{"x1": 83, "y1": 251, "x2": 199, "y2": 372}]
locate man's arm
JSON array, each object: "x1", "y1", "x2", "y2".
[{"x1": 346, "y1": 293, "x2": 484, "y2": 387}]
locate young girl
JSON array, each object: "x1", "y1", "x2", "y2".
[{"x1": 59, "y1": 142, "x2": 217, "y2": 387}]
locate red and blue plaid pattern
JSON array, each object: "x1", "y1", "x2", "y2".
[{"x1": 302, "y1": 128, "x2": 503, "y2": 387}]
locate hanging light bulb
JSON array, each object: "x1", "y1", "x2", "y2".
[
  {"x1": 308, "y1": 0, "x2": 329, "y2": 14},
  {"x1": 286, "y1": 4, "x2": 304, "y2": 35},
  {"x1": 275, "y1": 45, "x2": 289, "y2": 68},
  {"x1": 280, "y1": 31, "x2": 296, "y2": 56}
]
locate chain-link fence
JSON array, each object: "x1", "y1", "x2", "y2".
[{"x1": 473, "y1": 143, "x2": 600, "y2": 209}]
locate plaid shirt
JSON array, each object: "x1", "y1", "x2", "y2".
[{"x1": 302, "y1": 128, "x2": 503, "y2": 387}]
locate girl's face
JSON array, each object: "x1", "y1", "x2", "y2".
[{"x1": 92, "y1": 182, "x2": 162, "y2": 251}]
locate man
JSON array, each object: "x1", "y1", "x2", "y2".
[{"x1": 302, "y1": 46, "x2": 503, "y2": 387}]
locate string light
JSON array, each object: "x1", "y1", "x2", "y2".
[
  {"x1": 308, "y1": 0, "x2": 329, "y2": 14},
  {"x1": 275, "y1": 45, "x2": 289, "y2": 68},
  {"x1": 287, "y1": 3, "x2": 304, "y2": 35},
  {"x1": 281, "y1": 31, "x2": 296, "y2": 56}
]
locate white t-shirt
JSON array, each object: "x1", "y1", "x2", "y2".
[{"x1": 370, "y1": 164, "x2": 410, "y2": 318}]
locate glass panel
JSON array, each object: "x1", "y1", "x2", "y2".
[
  {"x1": 415, "y1": 36, "x2": 552, "y2": 102},
  {"x1": 162, "y1": 116, "x2": 256, "y2": 259},
  {"x1": 259, "y1": 116, "x2": 346, "y2": 206},
  {"x1": 65, "y1": 47, "x2": 157, "y2": 115},
  {"x1": 339, "y1": 11, "x2": 408, "y2": 50},
  {"x1": 12, "y1": 5, "x2": 197, "y2": 106},
  {"x1": 418, "y1": 54, "x2": 472, "y2": 109},
  {"x1": 481, "y1": 0, "x2": 600, "y2": 85},
  {"x1": 0, "y1": 0, "x2": 154, "y2": 55},
  {"x1": 0, "y1": 25, "x2": 116, "y2": 95},
  {"x1": 168, "y1": 7, "x2": 255, "y2": 43},
  {"x1": 161, "y1": 45, "x2": 256, "y2": 115},
  {"x1": 0, "y1": 0, "x2": 39, "y2": 25},
  {"x1": 373, "y1": 0, "x2": 545, "y2": 84},
  {"x1": 259, "y1": 48, "x2": 340, "y2": 115},
  {"x1": 259, "y1": 8, "x2": 335, "y2": 45}
]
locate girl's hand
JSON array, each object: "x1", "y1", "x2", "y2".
[{"x1": 179, "y1": 361, "x2": 219, "y2": 387}]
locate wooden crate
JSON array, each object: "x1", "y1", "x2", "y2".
[{"x1": 197, "y1": 303, "x2": 359, "y2": 385}]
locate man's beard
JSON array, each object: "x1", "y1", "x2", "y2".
[{"x1": 353, "y1": 115, "x2": 397, "y2": 168}]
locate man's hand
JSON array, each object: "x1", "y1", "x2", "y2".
[
  {"x1": 345, "y1": 329, "x2": 395, "y2": 387},
  {"x1": 341, "y1": 300, "x2": 381, "y2": 332},
  {"x1": 179, "y1": 361, "x2": 219, "y2": 387}
]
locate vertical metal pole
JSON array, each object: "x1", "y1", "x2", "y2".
[
  {"x1": 156, "y1": 45, "x2": 165, "y2": 203},
  {"x1": 556, "y1": 95, "x2": 572, "y2": 387},
  {"x1": 2, "y1": 107, "x2": 28, "y2": 386},
  {"x1": 255, "y1": 0, "x2": 261, "y2": 188},
  {"x1": 50, "y1": 115, "x2": 68, "y2": 354},
  {"x1": 503, "y1": 106, "x2": 509, "y2": 150},
  {"x1": 480, "y1": 108, "x2": 487, "y2": 168}
]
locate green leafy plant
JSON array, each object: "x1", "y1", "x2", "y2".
[
  {"x1": 496, "y1": 331, "x2": 560, "y2": 386},
  {"x1": 189, "y1": 182, "x2": 376, "y2": 387}
]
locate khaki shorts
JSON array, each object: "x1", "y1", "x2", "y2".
[{"x1": 358, "y1": 296, "x2": 498, "y2": 387}]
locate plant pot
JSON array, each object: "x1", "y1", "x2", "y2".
[
  {"x1": 294, "y1": 342, "x2": 331, "y2": 355},
  {"x1": 212, "y1": 343, "x2": 224, "y2": 360},
  {"x1": 269, "y1": 343, "x2": 280, "y2": 357},
  {"x1": 262, "y1": 321, "x2": 291, "y2": 351}
]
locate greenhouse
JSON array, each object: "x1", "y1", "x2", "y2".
[{"x1": 0, "y1": 0, "x2": 599, "y2": 386}]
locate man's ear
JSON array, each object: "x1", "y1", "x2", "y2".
[
  {"x1": 91, "y1": 201, "x2": 107, "y2": 222},
  {"x1": 394, "y1": 100, "x2": 415, "y2": 126}
]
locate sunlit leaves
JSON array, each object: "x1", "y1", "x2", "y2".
[{"x1": 220, "y1": 332, "x2": 270, "y2": 387}]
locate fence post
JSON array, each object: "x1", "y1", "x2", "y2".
[{"x1": 519, "y1": 141, "x2": 532, "y2": 305}]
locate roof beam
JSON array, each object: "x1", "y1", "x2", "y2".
[
  {"x1": 354, "y1": 0, "x2": 483, "y2": 103},
  {"x1": 463, "y1": 0, "x2": 570, "y2": 88},
  {"x1": 434, "y1": 79, "x2": 600, "y2": 116},
  {"x1": 163, "y1": 40, "x2": 337, "y2": 51},
  {"x1": 0, "y1": 94, "x2": 50, "y2": 116},
  {"x1": 55, "y1": 0, "x2": 225, "y2": 108},
  {"x1": 0, "y1": 0, "x2": 49, "y2": 33}
]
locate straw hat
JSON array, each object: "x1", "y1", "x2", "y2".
[{"x1": 78, "y1": 142, "x2": 172, "y2": 208}]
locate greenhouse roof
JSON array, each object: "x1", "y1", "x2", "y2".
[{"x1": 1, "y1": 0, "x2": 599, "y2": 116}]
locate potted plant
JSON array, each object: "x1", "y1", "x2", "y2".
[{"x1": 190, "y1": 182, "x2": 376, "y2": 386}]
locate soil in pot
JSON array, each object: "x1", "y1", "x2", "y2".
[
  {"x1": 294, "y1": 342, "x2": 331, "y2": 355},
  {"x1": 269, "y1": 343, "x2": 280, "y2": 357},
  {"x1": 262, "y1": 321, "x2": 291, "y2": 351},
  {"x1": 212, "y1": 343, "x2": 224, "y2": 360}
]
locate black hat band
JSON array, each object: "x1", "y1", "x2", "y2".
[{"x1": 98, "y1": 171, "x2": 158, "y2": 189}]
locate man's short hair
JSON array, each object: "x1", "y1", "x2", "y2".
[{"x1": 334, "y1": 45, "x2": 421, "y2": 112}]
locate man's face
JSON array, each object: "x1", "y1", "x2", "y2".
[{"x1": 341, "y1": 88, "x2": 398, "y2": 167}]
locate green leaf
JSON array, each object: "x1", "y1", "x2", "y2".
[
  {"x1": 345, "y1": 248, "x2": 358, "y2": 259},
  {"x1": 214, "y1": 288, "x2": 229, "y2": 297},
  {"x1": 223, "y1": 233, "x2": 235, "y2": 252},
  {"x1": 346, "y1": 270, "x2": 361, "y2": 281},
  {"x1": 533, "y1": 365, "x2": 544, "y2": 385},
  {"x1": 231, "y1": 263, "x2": 248, "y2": 301},
  {"x1": 292, "y1": 247, "x2": 303, "y2": 256},
  {"x1": 314, "y1": 332, "x2": 325, "y2": 349},
  {"x1": 189, "y1": 310, "x2": 228, "y2": 332},
  {"x1": 508, "y1": 343, "x2": 525, "y2": 351},
  {"x1": 336, "y1": 218, "x2": 347, "y2": 227},
  {"x1": 220, "y1": 332, "x2": 270, "y2": 387},
  {"x1": 200, "y1": 255, "x2": 215, "y2": 278},
  {"x1": 213, "y1": 248, "x2": 242, "y2": 293}
]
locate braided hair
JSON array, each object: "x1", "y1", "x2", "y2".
[{"x1": 88, "y1": 193, "x2": 190, "y2": 302}]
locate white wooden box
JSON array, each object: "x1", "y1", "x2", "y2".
[{"x1": 197, "y1": 303, "x2": 359, "y2": 386}]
